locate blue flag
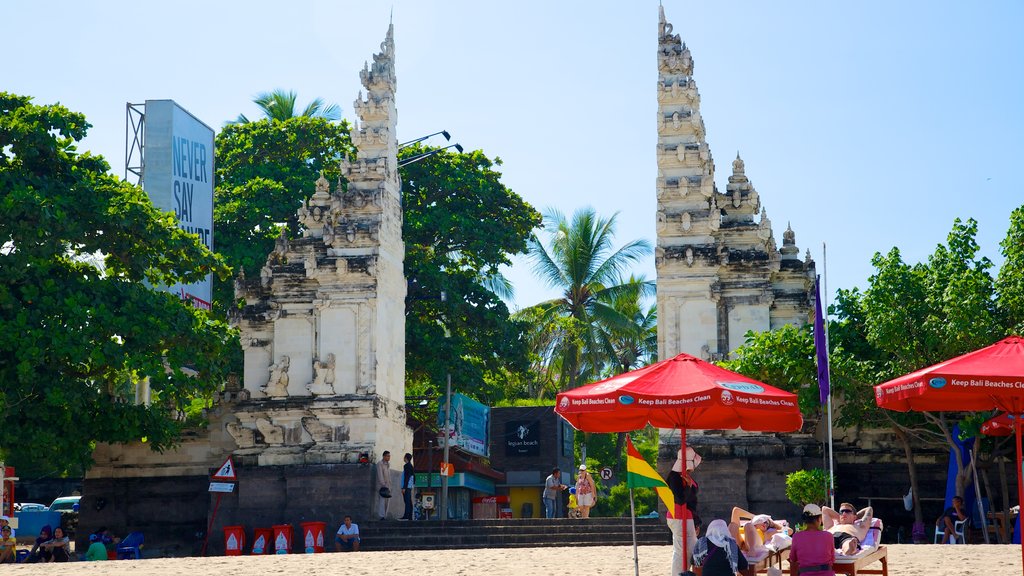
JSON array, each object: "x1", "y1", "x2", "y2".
[{"x1": 814, "y1": 275, "x2": 831, "y2": 405}]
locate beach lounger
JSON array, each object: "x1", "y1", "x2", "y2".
[
  {"x1": 693, "y1": 539, "x2": 790, "y2": 576},
  {"x1": 833, "y1": 545, "x2": 888, "y2": 576}
]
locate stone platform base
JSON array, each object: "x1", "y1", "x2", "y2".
[{"x1": 79, "y1": 463, "x2": 384, "y2": 556}]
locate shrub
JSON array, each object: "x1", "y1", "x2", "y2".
[{"x1": 785, "y1": 468, "x2": 833, "y2": 506}]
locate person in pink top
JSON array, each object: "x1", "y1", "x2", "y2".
[{"x1": 789, "y1": 504, "x2": 835, "y2": 576}]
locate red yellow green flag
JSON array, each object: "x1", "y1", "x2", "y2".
[{"x1": 626, "y1": 436, "x2": 674, "y2": 511}]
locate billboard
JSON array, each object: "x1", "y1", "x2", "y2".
[
  {"x1": 438, "y1": 393, "x2": 490, "y2": 457},
  {"x1": 142, "y1": 100, "x2": 214, "y2": 309}
]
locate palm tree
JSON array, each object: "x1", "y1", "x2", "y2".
[
  {"x1": 595, "y1": 275, "x2": 658, "y2": 376},
  {"x1": 523, "y1": 207, "x2": 652, "y2": 396},
  {"x1": 233, "y1": 89, "x2": 341, "y2": 123}
]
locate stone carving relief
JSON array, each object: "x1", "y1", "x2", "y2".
[
  {"x1": 685, "y1": 247, "x2": 695, "y2": 267},
  {"x1": 226, "y1": 422, "x2": 256, "y2": 449},
  {"x1": 301, "y1": 416, "x2": 334, "y2": 443},
  {"x1": 255, "y1": 417, "x2": 284, "y2": 445},
  {"x1": 263, "y1": 355, "x2": 290, "y2": 398},
  {"x1": 680, "y1": 212, "x2": 692, "y2": 231},
  {"x1": 655, "y1": 246, "x2": 666, "y2": 268},
  {"x1": 732, "y1": 189, "x2": 742, "y2": 208},
  {"x1": 309, "y1": 353, "x2": 336, "y2": 396},
  {"x1": 657, "y1": 211, "x2": 667, "y2": 232}
]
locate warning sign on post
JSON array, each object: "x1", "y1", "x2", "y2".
[{"x1": 212, "y1": 456, "x2": 237, "y2": 480}]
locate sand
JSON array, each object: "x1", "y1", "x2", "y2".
[{"x1": 7, "y1": 544, "x2": 1022, "y2": 576}]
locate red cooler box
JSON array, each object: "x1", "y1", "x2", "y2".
[
  {"x1": 223, "y1": 525, "x2": 245, "y2": 556},
  {"x1": 251, "y1": 528, "x2": 273, "y2": 555},
  {"x1": 471, "y1": 496, "x2": 510, "y2": 519},
  {"x1": 300, "y1": 521, "x2": 327, "y2": 553},
  {"x1": 272, "y1": 524, "x2": 293, "y2": 554}
]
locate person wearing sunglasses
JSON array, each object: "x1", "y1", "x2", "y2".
[{"x1": 822, "y1": 503, "x2": 873, "y2": 555}]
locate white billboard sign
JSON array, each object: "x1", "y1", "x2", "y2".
[{"x1": 142, "y1": 100, "x2": 214, "y2": 309}]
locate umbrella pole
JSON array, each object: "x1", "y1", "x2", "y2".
[
  {"x1": 630, "y1": 487, "x2": 639, "y2": 576},
  {"x1": 681, "y1": 427, "x2": 689, "y2": 573},
  {"x1": 1016, "y1": 415, "x2": 1023, "y2": 574}
]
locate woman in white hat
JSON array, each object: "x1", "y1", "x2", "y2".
[{"x1": 575, "y1": 464, "x2": 597, "y2": 518}]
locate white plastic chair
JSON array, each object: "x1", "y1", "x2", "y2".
[{"x1": 933, "y1": 519, "x2": 968, "y2": 544}]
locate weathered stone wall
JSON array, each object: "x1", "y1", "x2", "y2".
[{"x1": 79, "y1": 475, "x2": 209, "y2": 557}]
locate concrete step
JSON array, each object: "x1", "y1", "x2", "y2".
[{"x1": 356, "y1": 517, "x2": 671, "y2": 551}]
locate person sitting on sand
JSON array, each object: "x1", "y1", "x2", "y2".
[
  {"x1": 934, "y1": 496, "x2": 967, "y2": 544},
  {"x1": 25, "y1": 525, "x2": 53, "y2": 563},
  {"x1": 822, "y1": 503, "x2": 873, "y2": 555},
  {"x1": 0, "y1": 525, "x2": 16, "y2": 564},
  {"x1": 729, "y1": 507, "x2": 792, "y2": 554},
  {"x1": 335, "y1": 515, "x2": 360, "y2": 552},
  {"x1": 85, "y1": 533, "x2": 109, "y2": 561}
]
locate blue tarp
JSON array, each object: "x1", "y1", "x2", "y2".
[{"x1": 13, "y1": 510, "x2": 61, "y2": 541}]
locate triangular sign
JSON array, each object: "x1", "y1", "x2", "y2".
[{"x1": 212, "y1": 456, "x2": 237, "y2": 480}]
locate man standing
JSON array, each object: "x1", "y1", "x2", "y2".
[
  {"x1": 543, "y1": 467, "x2": 567, "y2": 518},
  {"x1": 376, "y1": 450, "x2": 392, "y2": 520},
  {"x1": 401, "y1": 452, "x2": 415, "y2": 521}
]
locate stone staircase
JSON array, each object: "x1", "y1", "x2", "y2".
[{"x1": 358, "y1": 517, "x2": 671, "y2": 551}]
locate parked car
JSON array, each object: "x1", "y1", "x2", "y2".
[
  {"x1": 14, "y1": 502, "x2": 48, "y2": 513},
  {"x1": 48, "y1": 496, "x2": 81, "y2": 534}
]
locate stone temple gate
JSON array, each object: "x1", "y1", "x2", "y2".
[{"x1": 81, "y1": 24, "x2": 411, "y2": 554}]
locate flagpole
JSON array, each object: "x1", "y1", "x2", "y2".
[
  {"x1": 823, "y1": 243, "x2": 836, "y2": 509},
  {"x1": 629, "y1": 486, "x2": 639, "y2": 576}
]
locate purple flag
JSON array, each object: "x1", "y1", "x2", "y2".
[{"x1": 814, "y1": 275, "x2": 831, "y2": 405}]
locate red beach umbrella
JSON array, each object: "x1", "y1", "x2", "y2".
[
  {"x1": 555, "y1": 352, "x2": 803, "y2": 433},
  {"x1": 874, "y1": 335, "x2": 1024, "y2": 572},
  {"x1": 981, "y1": 412, "x2": 1016, "y2": 437},
  {"x1": 556, "y1": 352, "x2": 802, "y2": 572}
]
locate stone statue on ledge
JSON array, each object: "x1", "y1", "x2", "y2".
[
  {"x1": 264, "y1": 355, "x2": 290, "y2": 398},
  {"x1": 309, "y1": 353, "x2": 337, "y2": 396}
]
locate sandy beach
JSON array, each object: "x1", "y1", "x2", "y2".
[{"x1": 7, "y1": 544, "x2": 1020, "y2": 576}]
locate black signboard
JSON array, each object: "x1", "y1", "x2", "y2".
[{"x1": 505, "y1": 420, "x2": 541, "y2": 457}]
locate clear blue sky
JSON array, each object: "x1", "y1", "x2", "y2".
[{"x1": 5, "y1": 1, "x2": 1023, "y2": 311}]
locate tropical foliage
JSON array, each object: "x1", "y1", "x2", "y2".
[
  {"x1": 0, "y1": 93, "x2": 237, "y2": 476},
  {"x1": 400, "y1": 144, "x2": 540, "y2": 402},
  {"x1": 233, "y1": 89, "x2": 341, "y2": 123},
  {"x1": 521, "y1": 208, "x2": 653, "y2": 397}
]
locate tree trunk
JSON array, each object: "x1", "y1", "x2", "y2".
[{"x1": 894, "y1": 426, "x2": 924, "y2": 526}]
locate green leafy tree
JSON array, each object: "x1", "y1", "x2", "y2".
[
  {"x1": 523, "y1": 208, "x2": 652, "y2": 396},
  {"x1": 996, "y1": 205, "x2": 1024, "y2": 334},
  {"x1": 0, "y1": 93, "x2": 237, "y2": 476},
  {"x1": 213, "y1": 116, "x2": 354, "y2": 310},
  {"x1": 233, "y1": 89, "x2": 341, "y2": 123},
  {"x1": 400, "y1": 145, "x2": 540, "y2": 402}
]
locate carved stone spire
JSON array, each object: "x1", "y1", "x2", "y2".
[{"x1": 780, "y1": 222, "x2": 800, "y2": 260}]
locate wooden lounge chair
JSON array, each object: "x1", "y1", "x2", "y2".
[
  {"x1": 694, "y1": 546, "x2": 789, "y2": 576},
  {"x1": 833, "y1": 545, "x2": 888, "y2": 576}
]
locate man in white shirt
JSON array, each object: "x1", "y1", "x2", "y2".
[{"x1": 335, "y1": 516, "x2": 360, "y2": 552}]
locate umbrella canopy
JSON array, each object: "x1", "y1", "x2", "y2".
[
  {"x1": 981, "y1": 412, "x2": 1017, "y2": 437},
  {"x1": 874, "y1": 335, "x2": 1024, "y2": 573},
  {"x1": 874, "y1": 336, "x2": 1024, "y2": 413},
  {"x1": 555, "y1": 352, "x2": 803, "y2": 433}
]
